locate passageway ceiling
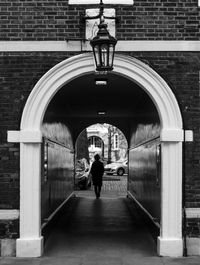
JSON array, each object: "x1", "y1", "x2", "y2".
[{"x1": 44, "y1": 73, "x2": 159, "y2": 140}]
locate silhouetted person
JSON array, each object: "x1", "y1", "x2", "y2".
[{"x1": 90, "y1": 154, "x2": 104, "y2": 199}]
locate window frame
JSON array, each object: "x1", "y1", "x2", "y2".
[{"x1": 113, "y1": 133, "x2": 119, "y2": 150}]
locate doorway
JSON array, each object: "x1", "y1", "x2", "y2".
[{"x1": 9, "y1": 53, "x2": 183, "y2": 257}]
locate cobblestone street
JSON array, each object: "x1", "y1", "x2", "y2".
[
  {"x1": 77, "y1": 174, "x2": 128, "y2": 198},
  {"x1": 102, "y1": 175, "x2": 127, "y2": 192}
]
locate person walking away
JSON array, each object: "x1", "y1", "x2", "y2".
[{"x1": 90, "y1": 154, "x2": 104, "y2": 199}]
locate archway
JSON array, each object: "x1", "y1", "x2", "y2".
[
  {"x1": 8, "y1": 53, "x2": 184, "y2": 257},
  {"x1": 88, "y1": 135, "x2": 104, "y2": 158},
  {"x1": 74, "y1": 123, "x2": 128, "y2": 191}
]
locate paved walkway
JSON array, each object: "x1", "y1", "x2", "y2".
[{"x1": 0, "y1": 178, "x2": 200, "y2": 265}]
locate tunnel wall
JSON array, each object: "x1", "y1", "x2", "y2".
[
  {"x1": 128, "y1": 124, "x2": 161, "y2": 223},
  {"x1": 41, "y1": 138, "x2": 74, "y2": 224}
]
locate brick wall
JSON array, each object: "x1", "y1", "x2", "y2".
[
  {"x1": 0, "y1": 51, "x2": 200, "y2": 238},
  {"x1": 0, "y1": 0, "x2": 200, "y2": 40},
  {"x1": 0, "y1": 143, "x2": 19, "y2": 209},
  {"x1": 0, "y1": 220, "x2": 18, "y2": 239},
  {"x1": 117, "y1": 0, "x2": 200, "y2": 40},
  {"x1": 186, "y1": 217, "x2": 200, "y2": 239}
]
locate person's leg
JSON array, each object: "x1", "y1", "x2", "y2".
[
  {"x1": 98, "y1": 185, "x2": 101, "y2": 198},
  {"x1": 94, "y1": 185, "x2": 98, "y2": 198}
]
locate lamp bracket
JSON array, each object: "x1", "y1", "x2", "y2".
[
  {"x1": 81, "y1": 14, "x2": 119, "y2": 23},
  {"x1": 80, "y1": 0, "x2": 119, "y2": 24},
  {"x1": 84, "y1": 8, "x2": 116, "y2": 39}
]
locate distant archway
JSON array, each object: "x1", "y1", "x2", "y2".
[
  {"x1": 88, "y1": 135, "x2": 104, "y2": 157},
  {"x1": 8, "y1": 53, "x2": 183, "y2": 257}
]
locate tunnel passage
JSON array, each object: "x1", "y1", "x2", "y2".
[
  {"x1": 43, "y1": 193, "x2": 158, "y2": 259},
  {"x1": 41, "y1": 72, "x2": 161, "y2": 246},
  {"x1": 14, "y1": 54, "x2": 183, "y2": 257},
  {"x1": 43, "y1": 72, "x2": 160, "y2": 141}
]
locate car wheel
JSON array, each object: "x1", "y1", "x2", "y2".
[{"x1": 117, "y1": 168, "x2": 124, "y2": 176}]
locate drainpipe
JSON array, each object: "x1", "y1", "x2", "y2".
[{"x1": 182, "y1": 130, "x2": 188, "y2": 257}]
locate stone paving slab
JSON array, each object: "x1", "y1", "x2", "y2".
[
  {"x1": 1, "y1": 181, "x2": 200, "y2": 265},
  {"x1": 82, "y1": 255, "x2": 123, "y2": 265},
  {"x1": 162, "y1": 257, "x2": 200, "y2": 265},
  {"x1": 0, "y1": 258, "x2": 41, "y2": 265},
  {"x1": 1, "y1": 256, "x2": 200, "y2": 265},
  {"x1": 39, "y1": 257, "x2": 82, "y2": 265}
]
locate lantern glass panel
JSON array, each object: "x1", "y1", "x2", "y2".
[
  {"x1": 108, "y1": 44, "x2": 114, "y2": 67},
  {"x1": 101, "y1": 44, "x2": 108, "y2": 67},
  {"x1": 94, "y1": 45, "x2": 101, "y2": 67}
]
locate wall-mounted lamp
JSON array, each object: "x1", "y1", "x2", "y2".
[
  {"x1": 95, "y1": 80, "x2": 107, "y2": 85},
  {"x1": 95, "y1": 77, "x2": 108, "y2": 85},
  {"x1": 90, "y1": 17, "x2": 117, "y2": 72},
  {"x1": 97, "y1": 111, "x2": 107, "y2": 115},
  {"x1": 82, "y1": 0, "x2": 118, "y2": 72}
]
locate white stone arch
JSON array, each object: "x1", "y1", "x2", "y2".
[
  {"x1": 20, "y1": 53, "x2": 182, "y2": 130},
  {"x1": 8, "y1": 53, "x2": 184, "y2": 257}
]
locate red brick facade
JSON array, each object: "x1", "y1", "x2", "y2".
[
  {"x1": 1, "y1": 0, "x2": 200, "y2": 255},
  {"x1": 0, "y1": 1, "x2": 200, "y2": 41}
]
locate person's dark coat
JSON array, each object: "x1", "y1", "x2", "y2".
[{"x1": 90, "y1": 160, "x2": 104, "y2": 186}]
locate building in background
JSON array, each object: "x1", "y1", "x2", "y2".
[{"x1": 87, "y1": 123, "x2": 128, "y2": 163}]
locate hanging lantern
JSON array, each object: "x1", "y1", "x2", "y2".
[{"x1": 90, "y1": 19, "x2": 117, "y2": 72}]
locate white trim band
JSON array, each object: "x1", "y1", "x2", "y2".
[
  {"x1": 8, "y1": 130, "x2": 43, "y2": 143},
  {"x1": 160, "y1": 129, "x2": 184, "y2": 142},
  {"x1": 186, "y1": 208, "x2": 200, "y2": 218},
  {"x1": 0, "y1": 210, "x2": 19, "y2": 220},
  {"x1": 117, "y1": 40, "x2": 200, "y2": 52},
  {"x1": 69, "y1": 0, "x2": 133, "y2": 4},
  {"x1": 1, "y1": 41, "x2": 200, "y2": 52},
  {"x1": 184, "y1": 130, "x2": 193, "y2": 142}
]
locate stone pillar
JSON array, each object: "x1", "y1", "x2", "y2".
[
  {"x1": 8, "y1": 130, "x2": 44, "y2": 257},
  {"x1": 157, "y1": 130, "x2": 183, "y2": 257}
]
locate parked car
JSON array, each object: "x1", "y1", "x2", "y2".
[
  {"x1": 104, "y1": 160, "x2": 128, "y2": 176},
  {"x1": 75, "y1": 158, "x2": 91, "y2": 189}
]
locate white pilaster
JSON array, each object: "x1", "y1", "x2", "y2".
[
  {"x1": 16, "y1": 237, "x2": 43, "y2": 258},
  {"x1": 158, "y1": 141, "x2": 183, "y2": 256},
  {"x1": 16, "y1": 142, "x2": 43, "y2": 257},
  {"x1": 157, "y1": 237, "x2": 183, "y2": 257}
]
